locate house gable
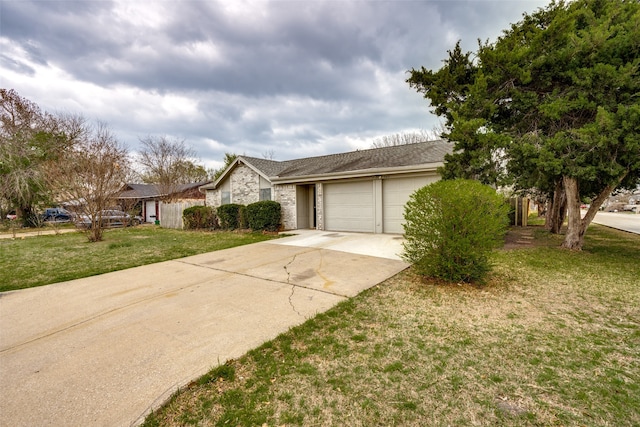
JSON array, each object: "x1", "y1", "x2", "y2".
[
  {"x1": 201, "y1": 157, "x2": 274, "y2": 191},
  {"x1": 205, "y1": 162, "x2": 273, "y2": 208}
]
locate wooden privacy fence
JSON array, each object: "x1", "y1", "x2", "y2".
[
  {"x1": 160, "y1": 200, "x2": 205, "y2": 229},
  {"x1": 509, "y1": 197, "x2": 530, "y2": 226}
]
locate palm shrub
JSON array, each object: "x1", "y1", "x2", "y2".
[
  {"x1": 216, "y1": 204, "x2": 244, "y2": 230},
  {"x1": 183, "y1": 206, "x2": 216, "y2": 230},
  {"x1": 246, "y1": 200, "x2": 281, "y2": 231},
  {"x1": 402, "y1": 179, "x2": 509, "y2": 283}
]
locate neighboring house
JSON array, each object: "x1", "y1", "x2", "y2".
[
  {"x1": 118, "y1": 181, "x2": 210, "y2": 223},
  {"x1": 200, "y1": 140, "x2": 453, "y2": 234}
]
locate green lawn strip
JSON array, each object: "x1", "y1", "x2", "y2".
[
  {"x1": 143, "y1": 224, "x2": 640, "y2": 427},
  {"x1": 0, "y1": 227, "x2": 276, "y2": 292}
]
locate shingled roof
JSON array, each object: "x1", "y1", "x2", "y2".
[
  {"x1": 253, "y1": 139, "x2": 453, "y2": 177},
  {"x1": 203, "y1": 140, "x2": 452, "y2": 189},
  {"x1": 118, "y1": 181, "x2": 211, "y2": 199}
]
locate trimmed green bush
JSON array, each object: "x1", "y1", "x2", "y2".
[
  {"x1": 402, "y1": 179, "x2": 509, "y2": 283},
  {"x1": 246, "y1": 200, "x2": 281, "y2": 231},
  {"x1": 239, "y1": 205, "x2": 249, "y2": 229},
  {"x1": 183, "y1": 206, "x2": 216, "y2": 230},
  {"x1": 217, "y1": 204, "x2": 244, "y2": 230}
]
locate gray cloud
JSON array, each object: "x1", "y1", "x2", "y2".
[{"x1": 1, "y1": 0, "x2": 549, "y2": 168}]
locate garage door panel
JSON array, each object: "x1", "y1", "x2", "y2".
[
  {"x1": 383, "y1": 176, "x2": 438, "y2": 234},
  {"x1": 324, "y1": 181, "x2": 374, "y2": 233}
]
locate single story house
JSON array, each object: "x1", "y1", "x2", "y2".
[
  {"x1": 201, "y1": 140, "x2": 453, "y2": 234},
  {"x1": 118, "y1": 181, "x2": 210, "y2": 223}
]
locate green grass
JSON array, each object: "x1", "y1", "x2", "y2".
[
  {"x1": 143, "y1": 224, "x2": 640, "y2": 427},
  {"x1": 0, "y1": 226, "x2": 276, "y2": 292}
]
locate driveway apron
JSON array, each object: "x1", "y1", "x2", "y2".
[{"x1": 0, "y1": 233, "x2": 407, "y2": 427}]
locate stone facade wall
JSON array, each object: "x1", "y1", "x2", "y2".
[
  {"x1": 315, "y1": 183, "x2": 323, "y2": 230},
  {"x1": 274, "y1": 184, "x2": 296, "y2": 230},
  {"x1": 205, "y1": 164, "x2": 325, "y2": 231},
  {"x1": 205, "y1": 189, "x2": 221, "y2": 208},
  {"x1": 230, "y1": 164, "x2": 260, "y2": 205}
]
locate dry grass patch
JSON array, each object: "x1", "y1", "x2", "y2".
[{"x1": 144, "y1": 224, "x2": 639, "y2": 427}]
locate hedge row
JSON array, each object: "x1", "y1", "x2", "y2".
[
  {"x1": 183, "y1": 201, "x2": 281, "y2": 232},
  {"x1": 183, "y1": 206, "x2": 217, "y2": 229}
]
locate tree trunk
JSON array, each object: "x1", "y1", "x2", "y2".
[
  {"x1": 561, "y1": 176, "x2": 583, "y2": 250},
  {"x1": 557, "y1": 197, "x2": 567, "y2": 234},
  {"x1": 561, "y1": 173, "x2": 628, "y2": 250},
  {"x1": 536, "y1": 196, "x2": 547, "y2": 217},
  {"x1": 545, "y1": 180, "x2": 566, "y2": 234}
]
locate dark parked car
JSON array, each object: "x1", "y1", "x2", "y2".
[
  {"x1": 76, "y1": 210, "x2": 142, "y2": 228},
  {"x1": 42, "y1": 208, "x2": 74, "y2": 223}
]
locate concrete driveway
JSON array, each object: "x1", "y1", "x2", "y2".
[{"x1": 0, "y1": 231, "x2": 407, "y2": 427}]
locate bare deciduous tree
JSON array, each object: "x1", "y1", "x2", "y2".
[
  {"x1": 137, "y1": 136, "x2": 205, "y2": 202},
  {"x1": 370, "y1": 129, "x2": 439, "y2": 148},
  {"x1": 49, "y1": 122, "x2": 130, "y2": 242},
  {"x1": 262, "y1": 149, "x2": 276, "y2": 160}
]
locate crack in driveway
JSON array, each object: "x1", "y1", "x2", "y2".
[
  {"x1": 175, "y1": 259, "x2": 349, "y2": 298},
  {"x1": 283, "y1": 254, "x2": 303, "y2": 316}
]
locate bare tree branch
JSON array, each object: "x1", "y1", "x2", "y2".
[
  {"x1": 137, "y1": 136, "x2": 203, "y2": 202},
  {"x1": 370, "y1": 129, "x2": 439, "y2": 148},
  {"x1": 47, "y1": 121, "x2": 130, "y2": 242}
]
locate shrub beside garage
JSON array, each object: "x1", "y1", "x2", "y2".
[{"x1": 402, "y1": 179, "x2": 509, "y2": 283}]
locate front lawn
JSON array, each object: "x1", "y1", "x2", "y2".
[
  {"x1": 144, "y1": 224, "x2": 640, "y2": 426},
  {"x1": 0, "y1": 227, "x2": 276, "y2": 292}
]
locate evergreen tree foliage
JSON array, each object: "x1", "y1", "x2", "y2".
[{"x1": 407, "y1": 0, "x2": 640, "y2": 250}]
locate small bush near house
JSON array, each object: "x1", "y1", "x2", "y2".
[
  {"x1": 246, "y1": 200, "x2": 281, "y2": 231},
  {"x1": 239, "y1": 205, "x2": 249, "y2": 229},
  {"x1": 402, "y1": 179, "x2": 509, "y2": 283},
  {"x1": 217, "y1": 204, "x2": 244, "y2": 230},
  {"x1": 183, "y1": 206, "x2": 217, "y2": 230}
]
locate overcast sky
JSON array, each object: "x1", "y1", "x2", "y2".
[{"x1": 1, "y1": 0, "x2": 548, "y2": 169}]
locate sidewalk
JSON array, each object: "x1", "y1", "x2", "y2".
[{"x1": 0, "y1": 228, "x2": 78, "y2": 239}]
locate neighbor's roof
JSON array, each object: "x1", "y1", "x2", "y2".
[
  {"x1": 118, "y1": 181, "x2": 211, "y2": 199},
  {"x1": 202, "y1": 140, "x2": 453, "y2": 189}
]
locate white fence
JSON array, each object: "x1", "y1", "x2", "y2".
[{"x1": 159, "y1": 200, "x2": 205, "y2": 229}]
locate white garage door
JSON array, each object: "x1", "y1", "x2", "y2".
[
  {"x1": 383, "y1": 176, "x2": 438, "y2": 234},
  {"x1": 324, "y1": 181, "x2": 374, "y2": 233}
]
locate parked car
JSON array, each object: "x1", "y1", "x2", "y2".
[
  {"x1": 76, "y1": 210, "x2": 142, "y2": 228},
  {"x1": 42, "y1": 208, "x2": 74, "y2": 223},
  {"x1": 6, "y1": 211, "x2": 17, "y2": 220}
]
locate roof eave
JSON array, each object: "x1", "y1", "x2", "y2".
[{"x1": 270, "y1": 162, "x2": 444, "y2": 184}]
